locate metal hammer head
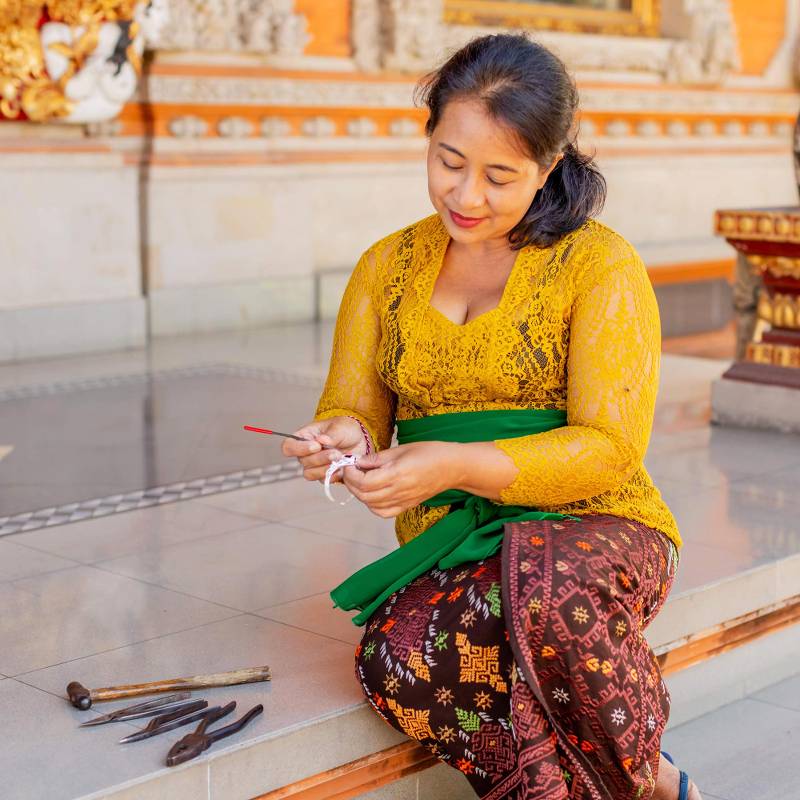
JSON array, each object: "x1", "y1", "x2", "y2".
[{"x1": 67, "y1": 681, "x2": 92, "y2": 710}]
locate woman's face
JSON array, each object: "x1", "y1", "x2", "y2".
[{"x1": 427, "y1": 98, "x2": 559, "y2": 246}]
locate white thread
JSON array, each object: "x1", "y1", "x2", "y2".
[{"x1": 325, "y1": 454, "x2": 359, "y2": 504}]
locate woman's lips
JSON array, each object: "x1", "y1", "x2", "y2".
[{"x1": 449, "y1": 209, "x2": 486, "y2": 229}]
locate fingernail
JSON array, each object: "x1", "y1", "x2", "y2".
[{"x1": 309, "y1": 443, "x2": 320, "y2": 452}]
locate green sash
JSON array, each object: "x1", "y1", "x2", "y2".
[{"x1": 330, "y1": 408, "x2": 577, "y2": 626}]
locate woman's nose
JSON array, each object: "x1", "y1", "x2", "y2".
[{"x1": 453, "y1": 173, "x2": 484, "y2": 211}]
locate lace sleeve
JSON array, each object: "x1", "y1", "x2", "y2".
[
  {"x1": 494, "y1": 246, "x2": 660, "y2": 506},
  {"x1": 314, "y1": 248, "x2": 397, "y2": 451}
]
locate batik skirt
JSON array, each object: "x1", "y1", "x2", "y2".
[{"x1": 355, "y1": 514, "x2": 679, "y2": 799}]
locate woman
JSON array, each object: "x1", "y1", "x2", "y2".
[{"x1": 283, "y1": 34, "x2": 699, "y2": 800}]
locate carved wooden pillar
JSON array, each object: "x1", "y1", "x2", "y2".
[{"x1": 714, "y1": 207, "x2": 800, "y2": 390}]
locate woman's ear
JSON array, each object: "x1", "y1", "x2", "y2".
[{"x1": 537, "y1": 153, "x2": 563, "y2": 189}]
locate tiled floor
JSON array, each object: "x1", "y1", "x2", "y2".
[
  {"x1": 0, "y1": 322, "x2": 798, "y2": 799},
  {"x1": 661, "y1": 672, "x2": 800, "y2": 800}
]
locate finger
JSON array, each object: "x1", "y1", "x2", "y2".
[
  {"x1": 352, "y1": 484, "x2": 399, "y2": 506},
  {"x1": 366, "y1": 504, "x2": 402, "y2": 519},
  {"x1": 342, "y1": 465, "x2": 390, "y2": 493},
  {"x1": 351, "y1": 466, "x2": 396, "y2": 493},
  {"x1": 302, "y1": 467, "x2": 327, "y2": 482},
  {"x1": 298, "y1": 450, "x2": 342, "y2": 471},
  {"x1": 283, "y1": 437, "x2": 324, "y2": 458},
  {"x1": 303, "y1": 466, "x2": 343, "y2": 483}
]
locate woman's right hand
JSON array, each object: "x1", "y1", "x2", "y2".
[{"x1": 281, "y1": 416, "x2": 369, "y2": 482}]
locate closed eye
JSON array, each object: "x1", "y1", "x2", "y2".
[{"x1": 441, "y1": 158, "x2": 509, "y2": 186}]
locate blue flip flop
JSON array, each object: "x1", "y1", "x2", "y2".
[{"x1": 661, "y1": 751, "x2": 691, "y2": 800}]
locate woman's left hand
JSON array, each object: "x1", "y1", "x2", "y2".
[{"x1": 342, "y1": 442, "x2": 462, "y2": 518}]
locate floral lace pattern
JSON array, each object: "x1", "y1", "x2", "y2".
[{"x1": 315, "y1": 214, "x2": 682, "y2": 551}]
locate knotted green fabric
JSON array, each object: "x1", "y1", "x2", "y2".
[{"x1": 330, "y1": 408, "x2": 577, "y2": 626}]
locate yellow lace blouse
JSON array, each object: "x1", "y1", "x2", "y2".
[{"x1": 315, "y1": 213, "x2": 682, "y2": 551}]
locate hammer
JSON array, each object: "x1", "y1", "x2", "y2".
[{"x1": 66, "y1": 665, "x2": 271, "y2": 710}]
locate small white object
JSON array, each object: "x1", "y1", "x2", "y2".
[{"x1": 325, "y1": 454, "x2": 359, "y2": 504}]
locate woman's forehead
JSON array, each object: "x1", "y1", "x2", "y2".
[{"x1": 434, "y1": 99, "x2": 531, "y2": 162}]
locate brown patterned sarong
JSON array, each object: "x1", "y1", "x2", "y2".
[{"x1": 354, "y1": 515, "x2": 678, "y2": 799}]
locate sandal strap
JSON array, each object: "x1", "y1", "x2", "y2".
[{"x1": 678, "y1": 770, "x2": 690, "y2": 800}]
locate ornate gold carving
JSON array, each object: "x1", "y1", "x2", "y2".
[
  {"x1": 746, "y1": 342, "x2": 800, "y2": 368},
  {"x1": 0, "y1": 0, "x2": 147, "y2": 122},
  {"x1": 47, "y1": 0, "x2": 138, "y2": 25},
  {"x1": 715, "y1": 210, "x2": 800, "y2": 244},
  {"x1": 0, "y1": 2, "x2": 68, "y2": 120},
  {"x1": 444, "y1": 0, "x2": 659, "y2": 37},
  {"x1": 747, "y1": 256, "x2": 800, "y2": 280},
  {"x1": 738, "y1": 216, "x2": 756, "y2": 234},
  {"x1": 757, "y1": 217, "x2": 774, "y2": 235},
  {"x1": 757, "y1": 291, "x2": 800, "y2": 329}
]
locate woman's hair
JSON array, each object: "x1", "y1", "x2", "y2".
[{"x1": 416, "y1": 34, "x2": 606, "y2": 249}]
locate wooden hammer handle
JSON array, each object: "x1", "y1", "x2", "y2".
[{"x1": 92, "y1": 666, "x2": 271, "y2": 703}]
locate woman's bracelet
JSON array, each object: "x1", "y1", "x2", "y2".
[{"x1": 346, "y1": 416, "x2": 373, "y2": 455}]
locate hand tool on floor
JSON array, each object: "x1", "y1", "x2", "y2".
[
  {"x1": 119, "y1": 700, "x2": 233, "y2": 744},
  {"x1": 78, "y1": 693, "x2": 193, "y2": 727},
  {"x1": 166, "y1": 703, "x2": 264, "y2": 767},
  {"x1": 66, "y1": 665, "x2": 272, "y2": 710}
]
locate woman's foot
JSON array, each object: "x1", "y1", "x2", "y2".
[{"x1": 652, "y1": 753, "x2": 702, "y2": 800}]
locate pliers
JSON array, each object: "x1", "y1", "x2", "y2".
[
  {"x1": 166, "y1": 702, "x2": 263, "y2": 766},
  {"x1": 119, "y1": 699, "x2": 226, "y2": 744}
]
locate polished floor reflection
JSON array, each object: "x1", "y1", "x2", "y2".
[{"x1": 0, "y1": 365, "x2": 321, "y2": 517}]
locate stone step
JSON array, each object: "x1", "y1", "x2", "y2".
[{"x1": 95, "y1": 551, "x2": 800, "y2": 800}]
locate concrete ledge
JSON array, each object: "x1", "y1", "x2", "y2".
[
  {"x1": 85, "y1": 552, "x2": 800, "y2": 800},
  {"x1": 711, "y1": 376, "x2": 800, "y2": 434},
  {"x1": 0, "y1": 297, "x2": 146, "y2": 364},
  {"x1": 149, "y1": 277, "x2": 315, "y2": 337},
  {"x1": 647, "y1": 552, "x2": 800, "y2": 651}
]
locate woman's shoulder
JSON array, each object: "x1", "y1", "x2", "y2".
[
  {"x1": 549, "y1": 219, "x2": 647, "y2": 297},
  {"x1": 361, "y1": 214, "x2": 443, "y2": 263},
  {"x1": 563, "y1": 219, "x2": 640, "y2": 263}
]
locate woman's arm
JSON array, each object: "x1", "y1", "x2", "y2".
[
  {"x1": 314, "y1": 248, "x2": 397, "y2": 453},
  {"x1": 449, "y1": 248, "x2": 660, "y2": 505}
]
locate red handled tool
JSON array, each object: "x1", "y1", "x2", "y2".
[{"x1": 243, "y1": 426, "x2": 332, "y2": 448}]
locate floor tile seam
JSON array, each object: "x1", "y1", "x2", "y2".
[
  {"x1": 74, "y1": 516, "x2": 273, "y2": 567},
  {"x1": 746, "y1": 695, "x2": 800, "y2": 714},
  {"x1": 256, "y1": 588, "x2": 341, "y2": 612},
  {"x1": 0, "y1": 519, "x2": 269, "y2": 570},
  {"x1": 668, "y1": 696, "x2": 798, "y2": 734},
  {"x1": 276, "y1": 518, "x2": 396, "y2": 555},
  {"x1": 87, "y1": 560, "x2": 256, "y2": 615},
  {"x1": 240, "y1": 611, "x2": 359, "y2": 649},
  {"x1": 10, "y1": 612, "x2": 250, "y2": 683},
  {"x1": 0, "y1": 545, "x2": 84, "y2": 581},
  {"x1": 8, "y1": 562, "x2": 88, "y2": 592},
  {"x1": 193, "y1": 496, "x2": 285, "y2": 526},
  {"x1": 4, "y1": 674, "x2": 152, "y2": 732},
  {"x1": 87, "y1": 512, "x2": 382, "y2": 574},
  {"x1": 247, "y1": 606, "x2": 362, "y2": 648}
]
